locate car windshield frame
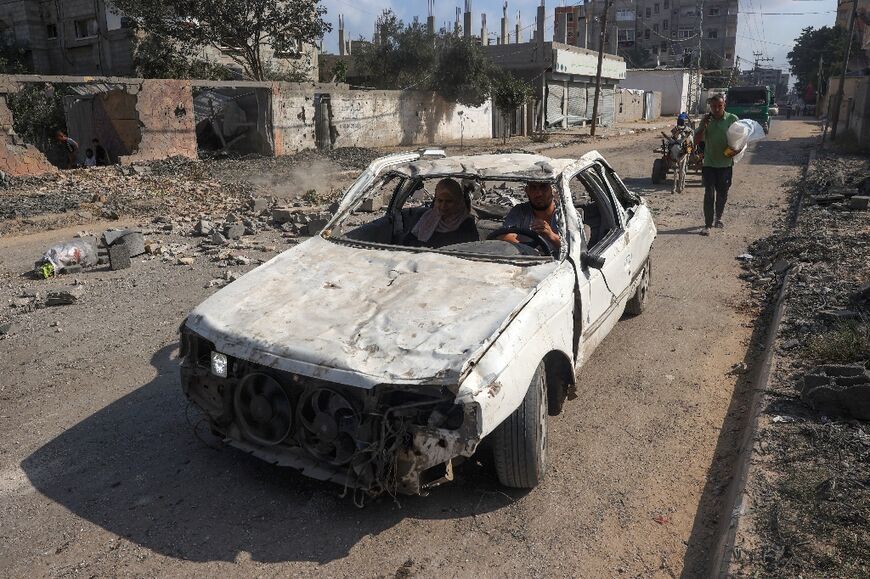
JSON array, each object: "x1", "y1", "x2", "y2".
[{"x1": 325, "y1": 169, "x2": 569, "y2": 266}]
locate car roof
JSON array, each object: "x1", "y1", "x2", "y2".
[{"x1": 389, "y1": 153, "x2": 579, "y2": 182}]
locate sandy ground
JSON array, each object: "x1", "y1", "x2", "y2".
[{"x1": 0, "y1": 119, "x2": 820, "y2": 578}]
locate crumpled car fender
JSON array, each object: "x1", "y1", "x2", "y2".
[{"x1": 457, "y1": 265, "x2": 576, "y2": 438}]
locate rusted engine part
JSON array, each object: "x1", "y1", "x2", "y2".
[{"x1": 179, "y1": 329, "x2": 479, "y2": 496}]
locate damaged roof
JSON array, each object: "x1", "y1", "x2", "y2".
[{"x1": 391, "y1": 153, "x2": 576, "y2": 181}]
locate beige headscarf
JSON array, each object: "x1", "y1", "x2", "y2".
[{"x1": 411, "y1": 180, "x2": 470, "y2": 242}]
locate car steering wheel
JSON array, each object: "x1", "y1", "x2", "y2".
[{"x1": 486, "y1": 226, "x2": 554, "y2": 257}]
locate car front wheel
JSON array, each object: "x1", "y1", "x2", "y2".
[{"x1": 492, "y1": 361, "x2": 548, "y2": 488}]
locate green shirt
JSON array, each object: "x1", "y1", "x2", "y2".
[{"x1": 702, "y1": 112, "x2": 739, "y2": 168}]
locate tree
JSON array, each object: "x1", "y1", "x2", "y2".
[
  {"x1": 108, "y1": 0, "x2": 330, "y2": 81},
  {"x1": 352, "y1": 10, "x2": 493, "y2": 107},
  {"x1": 132, "y1": 31, "x2": 234, "y2": 80},
  {"x1": 787, "y1": 26, "x2": 856, "y2": 98},
  {"x1": 490, "y1": 69, "x2": 531, "y2": 143},
  {"x1": 352, "y1": 11, "x2": 436, "y2": 90},
  {"x1": 0, "y1": 39, "x2": 32, "y2": 74},
  {"x1": 431, "y1": 34, "x2": 493, "y2": 106}
]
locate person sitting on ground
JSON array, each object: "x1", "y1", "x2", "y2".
[
  {"x1": 92, "y1": 138, "x2": 110, "y2": 166},
  {"x1": 55, "y1": 130, "x2": 79, "y2": 169},
  {"x1": 499, "y1": 181, "x2": 561, "y2": 253},
  {"x1": 404, "y1": 178, "x2": 479, "y2": 248},
  {"x1": 83, "y1": 148, "x2": 96, "y2": 167}
]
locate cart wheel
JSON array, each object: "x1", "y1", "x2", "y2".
[{"x1": 651, "y1": 159, "x2": 665, "y2": 184}]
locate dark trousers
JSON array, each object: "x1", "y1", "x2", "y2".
[{"x1": 701, "y1": 166, "x2": 732, "y2": 227}]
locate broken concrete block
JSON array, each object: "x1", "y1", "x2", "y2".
[
  {"x1": 211, "y1": 231, "x2": 228, "y2": 245},
  {"x1": 46, "y1": 286, "x2": 84, "y2": 306},
  {"x1": 108, "y1": 243, "x2": 131, "y2": 271},
  {"x1": 250, "y1": 197, "x2": 270, "y2": 213},
  {"x1": 119, "y1": 231, "x2": 145, "y2": 257},
  {"x1": 177, "y1": 257, "x2": 195, "y2": 266},
  {"x1": 272, "y1": 207, "x2": 296, "y2": 224},
  {"x1": 802, "y1": 365, "x2": 870, "y2": 421},
  {"x1": 194, "y1": 219, "x2": 213, "y2": 236},
  {"x1": 224, "y1": 223, "x2": 245, "y2": 240},
  {"x1": 848, "y1": 195, "x2": 869, "y2": 210},
  {"x1": 814, "y1": 194, "x2": 845, "y2": 206},
  {"x1": 63, "y1": 264, "x2": 83, "y2": 274}
]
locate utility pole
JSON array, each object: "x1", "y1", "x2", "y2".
[
  {"x1": 752, "y1": 51, "x2": 773, "y2": 85},
  {"x1": 591, "y1": 0, "x2": 613, "y2": 136},
  {"x1": 687, "y1": 0, "x2": 704, "y2": 114},
  {"x1": 830, "y1": 0, "x2": 857, "y2": 141}
]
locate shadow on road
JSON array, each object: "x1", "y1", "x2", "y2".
[{"x1": 21, "y1": 344, "x2": 513, "y2": 564}]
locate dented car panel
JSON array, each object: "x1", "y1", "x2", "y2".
[{"x1": 179, "y1": 149, "x2": 656, "y2": 496}]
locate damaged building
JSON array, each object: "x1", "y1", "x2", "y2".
[{"x1": 0, "y1": 74, "x2": 494, "y2": 176}]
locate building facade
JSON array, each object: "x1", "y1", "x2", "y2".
[
  {"x1": 0, "y1": 0, "x2": 135, "y2": 76},
  {"x1": 555, "y1": 0, "x2": 738, "y2": 70},
  {"x1": 0, "y1": 0, "x2": 318, "y2": 80}
]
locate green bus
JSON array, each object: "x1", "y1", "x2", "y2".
[{"x1": 725, "y1": 86, "x2": 774, "y2": 134}]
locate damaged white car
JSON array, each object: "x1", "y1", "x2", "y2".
[{"x1": 180, "y1": 150, "x2": 656, "y2": 496}]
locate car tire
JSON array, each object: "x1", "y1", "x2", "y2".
[
  {"x1": 651, "y1": 159, "x2": 665, "y2": 184},
  {"x1": 492, "y1": 361, "x2": 548, "y2": 489},
  {"x1": 625, "y1": 257, "x2": 651, "y2": 316}
]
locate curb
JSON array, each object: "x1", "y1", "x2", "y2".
[{"x1": 708, "y1": 146, "x2": 817, "y2": 577}]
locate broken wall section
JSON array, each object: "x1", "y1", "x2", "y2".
[
  {"x1": 120, "y1": 79, "x2": 197, "y2": 164},
  {"x1": 0, "y1": 87, "x2": 58, "y2": 177}
]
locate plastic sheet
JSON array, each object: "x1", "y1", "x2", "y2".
[
  {"x1": 726, "y1": 119, "x2": 766, "y2": 164},
  {"x1": 39, "y1": 239, "x2": 98, "y2": 276}
]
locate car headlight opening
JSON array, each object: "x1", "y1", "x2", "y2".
[{"x1": 211, "y1": 351, "x2": 228, "y2": 378}]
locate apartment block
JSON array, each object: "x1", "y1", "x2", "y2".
[{"x1": 557, "y1": 0, "x2": 738, "y2": 69}]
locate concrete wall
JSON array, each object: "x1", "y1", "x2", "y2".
[
  {"x1": 620, "y1": 70, "x2": 690, "y2": 115},
  {"x1": 824, "y1": 76, "x2": 870, "y2": 149},
  {"x1": 614, "y1": 89, "x2": 662, "y2": 122},
  {"x1": 328, "y1": 91, "x2": 491, "y2": 148},
  {"x1": 0, "y1": 93, "x2": 59, "y2": 176},
  {"x1": 120, "y1": 79, "x2": 197, "y2": 163},
  {"x1": 0, "y1": 74, "x2": 492, "y2": 175}
]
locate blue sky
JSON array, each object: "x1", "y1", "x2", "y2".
[{"x1": 319, "y1": 0, "x2": 838, "y2": 77}]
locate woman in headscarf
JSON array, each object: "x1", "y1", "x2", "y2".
[{"x1": 404, "y1": 178, "x2": 479, "y2": 248}]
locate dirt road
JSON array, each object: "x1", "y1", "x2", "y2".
[{"x1": 0, "y1": 120, "x2": 820, "y2": 577}]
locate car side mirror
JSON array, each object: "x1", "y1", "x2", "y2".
[{"x1": 581, "y1": 251, "x2": 606, "y2": 269}]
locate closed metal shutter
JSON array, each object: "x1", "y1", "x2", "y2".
[
  {"x1": 546, "y1": 83, "x2": 565, "y2": 127},
  {"x1": 566, "y1": 83, "x2": 587, "y2": 125},
  {"x1": 598, "y1": 85, "x2": 615, "y2": 126}
]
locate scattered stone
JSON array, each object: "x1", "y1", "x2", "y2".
[
  {"x1": 802, "y1": 365, "x2": 870, "y2": 421},
  {"x1": 177, "y1": 257, "x2": 195, "y2": 266},
  {"x1": 108, "y1": 243, "x2": 131, "y2": 271},
  {"x1": 772, "y1": 260, "x2": 790, "y2": 275},
  {"x1": 737, "y1": 253, "x2": 754, "y2": 261},
  {"x1": 145, "y1": 242, "x2": 163, "y2": 255},
  {"x1": 224, "y1": 223, "x2": 245, "y2": 240},
  {"x1": 63, "y1": 264, "x2": 83, "y2": 274},
  {"x1": 250, "y1": 197, "x2": 270, "y2": 213},
  {"x1": 10, "y1": 296, "x2": 32, "y2": 308},
  {"x1": 848, "y1": 195, "x2": 869, "y2": 210},
  {"x1": 272, "y1": 207, "x2": 296, "y2": 224},
  {"x1": 210, "y1": 231, "x2": 228, "y2": 245},
  {"x1": 0, "y1": 322, "x2": 11, "y2": 336},
  {"x1": 46, "y1": 286, "x2": 85, "y2": 306},
  {"x1": 194, "y1": 219, "x2": 214, "y2": 236}
]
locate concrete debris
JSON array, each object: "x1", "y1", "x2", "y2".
[
  {"x1": 223, "y1": 223, "x2": 245, "y2": 240},
  {"x1": 802, "y1": 365, "x2": 870, "y2": 421},
  {"x1": 194, "y1": 219, "x2": 214, "y2": 236},
  {"x1": 108, "y1": 243, "x2": 131, "y2": 271},
  {"x1": 0, "y1": 322, "x2": 11, "y2": 336},
  {"x1": 210, "y1": 231, "x2": 228, "y2": 245},
  {"x1": 177, "y1": 257, "x2": 195, "y2": 266},
  {"x1": 46, "y1": 286, "x2": 85, "y2": 306},
  {"x1": 105, "y1": 230, "x2": 145, "y2": 258}
]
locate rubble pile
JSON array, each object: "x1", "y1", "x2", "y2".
[
  {"x1": 731, "y1": 151, "x2": 870, "y2": 576},
  {"x1": 0, "y1": 149, "x2": 363, "y2": 235}
]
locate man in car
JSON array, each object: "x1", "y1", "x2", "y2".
[{"x1": 500, "y1": 181, "x2": 561, "y2": 252}]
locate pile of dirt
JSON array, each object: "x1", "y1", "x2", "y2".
[{"x1": 729, "y1": 151, "x2": 870, "y2": 576}]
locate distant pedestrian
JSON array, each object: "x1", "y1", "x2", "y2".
[
  {"x1": 92, "y1": 138, "x2": 110, "y2": 166},
  {"x1": 694, "y1": 94, "x2": 739, "y2": 236},
  {"x1": 55, "y1": 130, "x2": 79, "y2": 169}
]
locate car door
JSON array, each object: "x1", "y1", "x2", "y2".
[
  {"x1": 599, "y1": 161, "x2": 656, "y2": 284},
  {"x1": 566, "y1": 164, "x2": 632, "y2": 357}
]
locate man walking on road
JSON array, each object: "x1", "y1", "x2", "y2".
[{"x1": 695, "y1": 94, "x2": 738, "y2": 236}]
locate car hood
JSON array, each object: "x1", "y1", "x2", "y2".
[{"x1": 185, "y1": 237, "x2": 557, "y2": 388}]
